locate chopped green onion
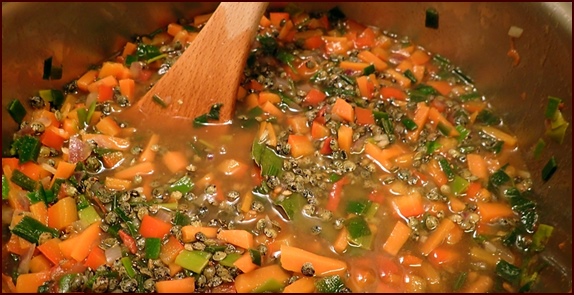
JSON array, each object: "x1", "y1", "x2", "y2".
[
  {"x1": 476, "y1": 109, "x2": 501, "y2": 126},
  {"x1": 541, "y1": 156, "x2": 557, "y2": 182},
  {"x1": 11, "y1": 215, "x2": 59, "y2": 244},
  {"x1": 545, "y1": 96, "x2": 561, "y2": 119},
  {"x1": 43, "y1": 57, "x2": 53, "y2": 80},
  {"x1": 2, "y1": 175, "x2": 9, "y2": 200},
  {"x1": 193, "y1": 103, "x2": 223, "y2": 127},
  {"x1": 136, "y1": 44, "x2": 161, "y2": 61},
  {"x1": 175, "y1": 250, "x2": 212, "y2": 273},
  {"x1": 453, "y1": 272, "x2": 467, "y2": 291},
  {"x1": 533, "y1": 138, "x2": 546, "y2": 159},
  {"x1": 437, "y1": 121, "x2": 453, "y2": 136},
  {"x1": 546, "y1": 110, "x2": 569, "y2": 144},
  {"x1": 10, "y1": 169, "x2": 37, "y2": 192},
  {"x1": 340, "y1": 74, "x2": 355, "y2": 86},
  {"x1": 489, "y1": 167, "x2": 511, "y2": 188},
  {"x1": 438, "y1": 158, "x2": 455, "y2": 181},
  {"x1": 363, "y1": 64, "x2": 375, "y2": 76},
  {"x1": 459, "y1": 92, "x2": 481, "y2": 101},
  {"x1": 249, "y1": 248, "x2": 262, "y2": 266},
  {"x1": 426, "y1": 140, "x2": 441, "y2": 154},
  {"x1": 39, "y1": 89, "x2": 64, "y2": 109},
  {"x1": 403, "y1": 69, "x2": 417, "y2": 83},
  {"x1": 373, "y1": 111, "x2": 394, "y2": 138},
  {"x1": 13, "y1": 135, "x2": 42, "y2": 164},
  {"x1": 425, "y1": 8, "x2": 439, "y2": 29},
  {"x1": 145, "y1": 238, "x2": 162, "y2": 259},
  {"x1": 86, "y1": 100, "x2": 97, "y2": 125},
  {"x1": 455, "y1": 125, "x2": 470, "y2": 142},
  {"x1": 27, "y1": 188, "x2": 45, "y2": 205},
  {"x1": 7, "y1": 99, "x2": 26, "y2": 124},
  {"x1": 276, "y1": 50, "x2": 298, "y2": 73},
  {"x1": 328, "y1": 173, "x2": 343, "y2": 183},
  {"x1": 496, "y1": 260, "x2": 521, "y2": 284},
  {"x1": 452, "y1": 68, "x2": 474, "y2": 84},
  {"x1": 121, "y1": 256, "x2": 137, "y2": 278},
  {"x1": 152, "y1": 94, "x2": 168, "y2": 108},
  {"x1": 77, "y1": 107, "x2": 88, "y2": 129},
  {"x1": 531, "y1": 224, "x2": 554, "y2": 252},
  {"x1": 401, "y1": 117, "x2": 418, "y2": 131},
  {"x1": 169, "y1": 175, "x2": 194, "y2": 194}
]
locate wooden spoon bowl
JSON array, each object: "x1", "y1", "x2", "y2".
[{"x1": 125, "y1": 2, "x2": 268, "y2": 130}]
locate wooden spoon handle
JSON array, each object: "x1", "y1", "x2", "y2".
[{"x1": 135, "y1": 2, "x2": 268, "y2": 124}]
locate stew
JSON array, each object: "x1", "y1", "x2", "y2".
[{"x1": 2, "y1": 5, "x2": 555, "y2": 293}]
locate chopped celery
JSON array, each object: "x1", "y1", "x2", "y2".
[
  {"x1": 450, "y1": 175, "x2": 469, "y2": 196},
  {"x1": 532, "y1": 224, "x2": 554, "y2": 252},
  {"x1": 364, "y1": 203, "x2": 380, "y2": 219},
  {"x1": 219, "y1": 252, "x2": 242, "y2": 267},
  {"x1": 79, "y1": 206, "x2": 101, "y2": 225},
  {"x1": 401, "y1": 117, "x2": 418, "y2": 131},
  {"x1": 175, "y1": 250, "x2": 212, "y2": 273},
  {"x1": 426, "y1": 140, "x2": 441, "y2": 154},
  {"x1": 277, "y1": 193, "x2": 306, "y2": 221},
  {"x1": 121, "y1": 256, "x2": 136, "y2": 278},
  {"x1": 345, "y1": 216, "x2": 371, "y2": 239}
]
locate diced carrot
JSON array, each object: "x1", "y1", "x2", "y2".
[
  {"x1": 356, "y1": 76, "x2": 374, "y2": 99},
  {"x1": 84, "y1": 246, "x2": 106, "y2": 270},
  {"x1": 381, "y1": 87, "x2": 407, "y2": 100},
  {"x1": 323, "y1": 36, "x2": 351, "y2": 55},
  {"x1": 382, "y1": 220, "x2": 412, "y2": 256},
  {"x1": 19, "y1": 162, "x2": 43, "y2": 181},
  {"x1": 311, "y1": 121, "x2": 330, "y2": 139},
  {"x1": 406, "y1": 102, "x2": 430, "y2": 142},
  {"x1": 2, "y1": 158, "x2": 19, "y2": 171},
  {"x1": 77, "y1": 70, "x2": 98, "y2": 92},
  {"x1": 97, "y1": 84, "x2": 114, "y2": 102},
  {"x1": 278, "y1": 20, "x2": 294, "y2": 41},
  {"x1": 260, "y1": 15, "x2": 272, "y2": 27},
  {"x1": 240, "y1": 191, "x2": 254, "y2": 213},
  {"x1": 122, "y1": 42, "x2": 137, "y2": 58},
  {"x1": 465, "y1": 182, "x2": 482, "y2": 201},
  {"x1": 29, "y1": 202, "x2": 48, "y2": 226},
  {"x1": 181, "y1": 226, "x2": 218, "y2": 242},
  {"x1": 389, "y1": 192, "x2": 425, "y2": 218},
  {"x1": 114, "y1": 161, "x2": 154, "y2": 180},
  {"x1": 37, "y1": 238, "x2": 64, "y2": 265},
  {"x1": 167, "y1": 23, "x2": 183, "y2": 36},
  {"x1": 428, "y1": 107, "x2": 459, "y2": 137},
  {"x1": 358, "y1": 50, "x2": 387, "y2": 71},
  {"x1": 333, "y1": 227, "x2": 349, "y2": 254},
  {"x1": 160, "y1": 236, "x2": 185, "y2": 265},
  {"x1": 340, "y1": 61, "x2": 370, "y2": 72},
  {"x1": 162, "y1": 150, "x2": 188, "y2": 173},
  {"x1": 234, "y1": 252, "x2": 259, "y2": 273},
  {"x1": 269, "y1": 12, "x2": 290, "y2": 28},
  {"x1": 449, "y1": 196, "x2": 466, "y2": 213},
  {"x1": 6, "y1": 235, "x2": 27, "y2": 256},
  {"x1": 387, "y1": 69, "x2": 411, "y2": 88},
  {"x1": 217, "y1": 230, "x2": 254, "y2": 250},
  {"x1": 420, "y1": 218, "x2": 456, "y2": 256},
  {"x1": 218, "y1": 159, "x2": 249, "y2": 178},
  {"x1": 426, "y1": 159, "x2": 448, "y2": 187},
  {"x1": 396, "y1": 60, "x2": 413, "y2": 74},
  {"x1": 283, "y1": 277, "x2": 316, "y2": 293},
  {"x1": 355, "y1": 107, "x2": 375, "y2": 125},
  {"x1": 288, "y1": 135, "x2": 314, "y2": 158},
  {"x1": 261, "y1": 100, "x2": 284, "y2": 118},
  {"x1": 82, "y1": 133, "x2": 130, "y2": 150},
  {"x1": 476, "y1": 202, "x2": 515, "y2": 223},
  {"x1": 32, "y1": 109, "x2": 60, "y2": 128},
  {"x1": 258, "y1": 91, "x2": 281, "y2": 105},
  {"x1": 364, "y1": 142, "x2": 406, "y2": 172},
  {"x1": 65, "y1": 221, "x2": 102, "y2": 262},
  {"x1": 29, "y1": 254, "x2": 53, "y2": 273},
  {"x1": 445, "y1": 225, "x2": 464, "y2": 246},
  {"x1": 140, "y1": 215, "x2": 172, "y2": 238},
  {"x1": 427, "y1": 81, "x2": 452, "y2": 96},
  {"x1": 95, "y1": 116, "x2": 121, "y2": 136},
  {"x1": 119, "y1": 78, "x2": 135, "y2": 102},
  {"x1": 62, "y1": 118, "x2": 79, "y2": 137},
  {"x1": 304, "y1": 35, "x2": 324, "y2": 50},
  {"x1": 139, "y1": 134, "x2": 159, "y2": 163},
  {"x1": 246, "y1": 80, "x2": 264, "y2": 91},
  {"x1": 337, "y1": 124, "x2": 353, "y2": 153},
  {"x1": 280, "y1": 244, "x2": 347, "y2": 277},
  {"x1": 462, "y1": 100, "x2": 487, "y2": 114},
  {"x1": 235, "y1": 264, "x2": 290, "y2": 293},
  {"x1": 15, "y1": 271, "x2": 51, "y2": 293},
  {"x1": 98, "y1": 62, "x2": 129, "y2": 79},
  {"x1": 287, "y1": 116, "x2": 310, "y2": 135},
  {"x1": 167, "y1": 263, "x2": 183, "y2": 277},
  {"x1": 461, "y1": 274, "x2": 494, "y2": 293},
  {"x1": 481, "y1": 126, "x2": 517, "y2": 148},
  {"x1": 40, "y1": 126, "x2": 67, "y2": 150},
  {"x1": 466, "y1": 153, "x2": 488, "y2": 179},
  {"x1": 256, "y1": 121, "x2": 277, "y2": 147},
  {"x1": 104, "y1": 177, "x2": 132, "y2": 190},
  {"x1": 304, "y1": 88, "x2": 327, "y2": 106},
  {"x1": 101, "y1": 151, "x2": 124, "y2": 168},
  {"x1": 332, "y1": 98, "x2": 355, "y2": 122},
  {"x1": 49, "y1": 161, "x2": 76, "y2": 188},
  {"x1": 48, "y1": 197, "x2": 78, "y2": 230},
  {"x1": 156, "y1": 277, "x2": 196, "y2": 293}
]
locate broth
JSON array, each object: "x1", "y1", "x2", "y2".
[{"x1": 2, "y1": 5, "x2": 556, "y2": 293}]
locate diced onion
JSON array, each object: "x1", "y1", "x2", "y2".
[
  {"x1": 86, "y1": 92, "x2": 98, "y2": 108},
  {"x1": 130, "y1": 61, "x2": 143, "y2": 80},
  {"x1": 105, "y1": 245, "x2": 122, "y2": 264},
  {"x1": 18, "y1": 243, "x2": 36, "y2": 274},
  {"x1": 508, "y1": 26, "x2": 524, "y2": 38},
  {"x1": 155, "y1": 208, "x2": 173, "y2": 223},
  {"x1": 36, "y1": 116, "x2": 52, "y2": 128},
  {"x1": 40, "y1": 163, "x2": 57, "y2": 175},
  {"x1": 2, "y1": 206, "x2": 14, "y2": 225}
]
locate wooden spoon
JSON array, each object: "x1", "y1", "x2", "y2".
[{"x1": 127, "y1": 2, "x2": 268, "y2": 129}]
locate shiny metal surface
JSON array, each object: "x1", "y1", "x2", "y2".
[{"x1": 2, "y1": 2, "x2": 572, "y2": 292}]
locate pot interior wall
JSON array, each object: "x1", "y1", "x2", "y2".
[{"x1": 2, "y1": 2, "x2": 571, "y2": 292}]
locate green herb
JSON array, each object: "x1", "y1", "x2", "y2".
[
  {"x1": 13, "y1": 135, "x2": 41, "y2": 164},
  {"x1": 403, "y1": 69, "x2": 417, "y2": 83},
  {"x1": 219, "y1": 252, "x2": 242, "y2": 267},
  {"x1": 121, "y1": 256, "x2": 137, "y2": 278},
  {"x1": 541, "y1": 156, "x2": 557, "y2": 181},
  {"x1": 145, "y1": 238, "x2": 162, "y2": 259},
  {"x1": 545, "y1": 96, "x2": 561, "y2": 119},
  {"x1": 506, "y1": 190, "x2": 538, "y2": 233},
  {"x1": 401, "y1": 117, "x2": 418, "y2": 131},
  {"x1": 426, "y1": 140, "x2": 441, "y2": 154},
  {"x1": 125, "y1": 55, "x2": 138, "y2": 66},
  {"x1": 136, "y1": 44, "x2": 161, "y2": 61},
  {"x1": 174, "y1": 211, "x2": 190, "y2": 226},
  {"x1": 363, "y1": 64, "x2": 375, "y2": 76},
  {"x1": 373, "y1": 111, "x2": 394, "y2": 138},
  {"x1": 38, "y1": 89, "x2": 65, "y2": 109},
  {"x1": 340, "y1": 74, "x2": 355, "y2": 86},
  {"x1": 316, "y1": 275, "x2": 348, "y2": 293},
  {"x1": 489, "y1": 167, "x2": 511, "y2": 188},
  {"x1": 169, "y1": 175, "x2": 194, "y2": 194},
  {"x1": 531, "y1": 224, "x2": 554, "y2": 252},
  {"x1": 11, "y1": 169, "x2": 37, "y2": 191},
  {"x1": 476, "y1": 109, "x2": 501, "y2": 126},
  {"x1": 425, "y1": 8, "x2": 439, "y2": 29},
  {"x1": 345, "y1": 216, "x2": 371, "y2": 239},
  {"x1": 496, "y1": 260, "x2": 521, "y2": 284},
  {"x1": 59, "y1": 274, "x2": 78, "y2": 293},
  {"x1": 249, "y1": 248, "x2": 262, "y2": 266},
  {"x1": 193, "y1": 103, "x2": 223, "y2": 127},
  {"x1": 11, "y1": 215, "x2": 59, "y2": 244},
  {"x1": 453, "y1": 272, "x2": 467, "y2": 291},
  {"x1": 175, "y1": 250, "x2": 212, "y2": 273},
  {"x1": 459, "y1": 92, "x2": 481, "y2": 101},
  {"x1": 276, "y1": 50, "x2": 298, "y2": 73},
  {"x1": 152, "y1": 94, "x2": 168, "y2": 108},
  {"x1": 7, "y1": 99, "x2": 26, "y2": 124},
  {"x1": 252, "y1": 140, "x2": 283, "y2": 177},
  {"x1": 257, "y1": 35, "x2": 278, "y2": 55},
  {"x1": 2, "y1": 175, "x2": 9, "y2": 200},
  {"x1": 438, "y1": 158, "x2": 455, "y2": 181},
  {"x1": 346, "y1": 200, "x2": 372, "y2": 216},
  {"x1": 276, "y1": 193, "x2": 305, "y2": 221},
  {"x1": 78, "y1": 206, "x2": 101, "y2": 225},
  {"x1": 455, "y1": 125, "x2": 470, "y2": 142},
  {"x1": 27, "y1": 187, "x2": 46, "y2": 205}
]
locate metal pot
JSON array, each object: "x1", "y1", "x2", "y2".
[{"x1": 2, "y1": 2, "x2": 571, "y2": 292}]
